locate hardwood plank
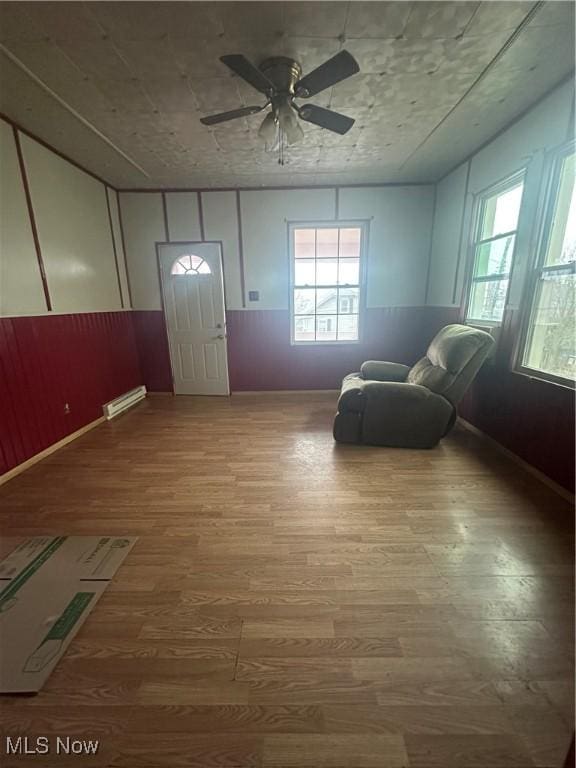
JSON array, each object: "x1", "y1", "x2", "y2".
[
  {"x1": 321, "y1": 704, "x2": 516, "y2": 735},
  {"x1": 239, "y1": 637, "x2": 403, "y2": 658},
  {"x1": 262, "y1": 734, "x2": 407, "y2": 767},
  {"x1": 65, "y1": 638, "x2": 239, "y2": 661},
  {"x1": 136, "y1": 681, "x2": 251, "y2": 705},
  {"x1": 404, "y1": 734, "x2": 535, "y2": 767},
  {"x1": 0, "y1": 705, "x2": 130, "y2": 735},
  {"x1": 109, "y1": 734, "x2": 261, "y2": 768},
  {"x1": 352, "y1": 657, "x2": 476, "y2": 684},
  {"x1": 126, "y1": 704, "x2": 324, "y2": 734},
  {"x1": 241, "y1": 619, "x2": 336, "y2": 639},
  {"x1": 236, "y1": 657, "x2": 355, "y2": 682}
]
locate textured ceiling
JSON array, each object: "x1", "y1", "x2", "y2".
[{"x1": 0, "y1": 1, "x2": 574, "y2": 189}]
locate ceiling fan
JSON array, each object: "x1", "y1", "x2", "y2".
[{"x1": 199, "y1": 51, "x2": 360, "y2": 151}]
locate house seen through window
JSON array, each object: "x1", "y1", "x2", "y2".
[{"x1": 291, "y1": 224, "x2": 364, "y2": 343}]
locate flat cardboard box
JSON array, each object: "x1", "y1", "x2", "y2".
[{"x1": 0, "y1": 535, "x2": 137, "y2": 693}]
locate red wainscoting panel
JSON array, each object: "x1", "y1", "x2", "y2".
[
  {"x1": 225, "y1": 306, "x2": 453, "y2": 391},
  {"x1": 0, "y1": 312, "x2": 142, "y2": 475},
  {"x1": 131, "y1": 310, "x2": 173, "y2": 393},
  {"x1": 460, "y1": 307, "x2": 575, "y2": 493},
  {"x1": 132, "y1": 307, "x2": 452, "y2": 395}
]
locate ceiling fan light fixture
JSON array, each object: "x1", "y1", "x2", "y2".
[
  {"x1": 277, "y1": 101, "x2": 304, "y2": 145},
  {"x1": 258, "y1": 112, "x2": 279, "y2": 150}
]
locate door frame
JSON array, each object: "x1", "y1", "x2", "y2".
[{"x1": 155, "y1": 240, "x2": 230, "y2": 395}]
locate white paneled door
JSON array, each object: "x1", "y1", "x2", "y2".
[{"x1": 159, "y1": 243, "x2": 229, "y2": 395}]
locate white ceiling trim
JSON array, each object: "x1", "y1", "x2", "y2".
[
  {"x1": 0, "y1": 42, "x2": 150, "y2": 179},
  {"x1": 399, "y1": 0, "x2": 545, "y2": 171}
]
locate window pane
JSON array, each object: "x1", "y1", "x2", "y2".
[
  {"x1": 480, "y1": 182, "x2": 523, "y2": 240},
  {"x1": 337, "y1": 314, "x2": 359, "y2": 341},
  {"x1": 468, "y1": 278, "x2": 509, "y2": 322},
  {"x1": 316, "y1": 258, "x2": 338, "y2": 285},
  {"x1": 294, "y1": 259, "x2": 315, "y2": 285},
  {"x1": 291, "y1": 225, "x2": 362, "y2": 344},
  {"x1": 339, "y1": 287, "x2": 359, "y2": 314},
  {"x1": 473, "y1": 235, "x2": 516, "y2": 278},
  {"x1": 316, "y1": 315, "x2": 337, "y2": 341},
  {"x1": 294, "y1": 315, "x2": 315, "y2": 342},
  {"x1": 294, "y1": 288, "x2": 315, "y2": 314},
  {"x1": 524, "y1": 272, "x2": 575, "y2": 379},
  {"x1": 338, "y1": 258, "x2": 360, "y2": 285},
  {"x1": 316, "y1": 228, "x2": 338, "y2": 258},
  {"x1": 316, "y1": 288, "x2": 336, "y2": 314},
  {"x1": 294, "y1": 229, "x2": 315, "y2": 258},
  {"x1": 545, "y1": 152, "x2": 576, "y2": 267},
  {"x1": 339, "y1": 228, "x2": 361, "y2": 258}
]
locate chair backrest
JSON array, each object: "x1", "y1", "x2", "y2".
[{"x1": 407, "y1": 324, "x2": 494, "y2": 405}]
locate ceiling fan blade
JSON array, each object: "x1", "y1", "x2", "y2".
[
  {"x1": 220, "y1": 54, "x2": 275, "y2": 94},
  {"x1": 297, "y1": 104, "x2": 355, "y2": 135},
  {"x1": 200, "y1": 105, "x2": 265, "y2": 126},
  {"x1": 294, "y1": 50, "x2": 359, "y2": 98}
]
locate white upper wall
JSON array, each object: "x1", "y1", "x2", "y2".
[
  {"x1": 120, "y1": 185, "x2": 436, "y2": 311},
  {"x1": 428, "y1": 79, "x2": 575, "y2": 307},
  {"x1": 0, "y1": 120, "x2": 46, "y2": 315},
  {"x1": 120, "y1": 192, "x2": 166, "y2": 311},
  {"x1": 340, "y1": 186, "x2": 434, "y2": 307},
  {"x1": 165, "y1": 192, "x2": 202, "y2": 242},
  {"x1": 427, "y1": 163, "x2": 468, "y2": 307},
  {"x1": 22, "y1": 136, "x2": 122, "y2": 314},
  {"x1": 239, "y1": 188, "x2": 336, "y2": 311},
  {"x1": 106, "y1": 187, "x2": 130, "y2": 308},
  {"x1": 201, "y1": 191, "x2": 243, "y2": 311},
  {"x1": 0, "y1": 117, "x2": 129, "y2": 316}
]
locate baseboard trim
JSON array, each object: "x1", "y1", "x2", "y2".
[
  {"x1": 146, "y1": 391, "x2": 174, "y2": 396},
  {"x1": 0, "y1": 416, "x2": 106, "y2": 487},
  {"x1": 232, "y1": 389, "x2": 340, "y2": 395},
  {"x1": 458, "y1": 417, "x2": 574, "y2": 503}
]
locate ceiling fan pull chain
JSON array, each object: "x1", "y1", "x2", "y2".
[{"x1": 278, "y1": 128, "x2": 284, "y2": 166}]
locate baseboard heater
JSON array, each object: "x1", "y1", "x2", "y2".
[{"x1": 103, "y1": 385, "x2": 147, "y2": 420}]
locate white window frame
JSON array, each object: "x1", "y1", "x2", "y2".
[
  {"x1": 289, "y1": 221, "x2": 367, "y2": 346},
  {"x1": 517, "y1": 141, "x2": 576, "y2": 388},
  {"x1": 464, "y1": 170, "x2": 526, "y2": 326}
]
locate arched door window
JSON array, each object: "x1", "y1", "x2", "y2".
[{"x1": 170, "y1": 254, "x2": 212, "y2": 276}]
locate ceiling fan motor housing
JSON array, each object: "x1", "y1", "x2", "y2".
[{"x1": 259, "y1": 57, "x2": 303, "y2": 96}]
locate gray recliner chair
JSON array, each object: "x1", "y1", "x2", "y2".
[{"x1": 333, "y1": 324, "x2": 494, "y2": 448}]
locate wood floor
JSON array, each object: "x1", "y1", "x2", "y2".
[{"x1": 0, "y1": 394, "x2": 574, "y2": 768}]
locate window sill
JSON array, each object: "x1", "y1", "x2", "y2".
[
  {"x1": 465, "y1": 318, "x2": 502, "y2": 329},
  {"x1": 291, "y1": 340, "x2": 361, "y2": 347},
  {"x1": 513, "y1": 367, "x2": 575, "y2": 391}
]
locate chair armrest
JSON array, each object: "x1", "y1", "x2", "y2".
[
  {"x1": 360, "y1": 361, "x2": 411, "y2": 382},
  {"x1": 363, "y1": 380, "x2": 437, "y2": 402},
  {"x1": 337, "y1": 373, "x2": 366, "y2": 413},
  {"x1": 361, "y1": 381, "x2": 455, "y2": 447}
]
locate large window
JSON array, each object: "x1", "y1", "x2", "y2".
[
  {"x1": 290, "y1": 224, "x2": 364, "y2": 343},
  {"x1": 466, "y1": 173, "x2": 525, "y2": 323},
  {"x1": 521, "y1": 146, "x2": 575, "y2": 384}
]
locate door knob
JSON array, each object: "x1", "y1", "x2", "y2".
[{"x1": 213, "y1": 334, "x2": 225, "y2": 340}]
